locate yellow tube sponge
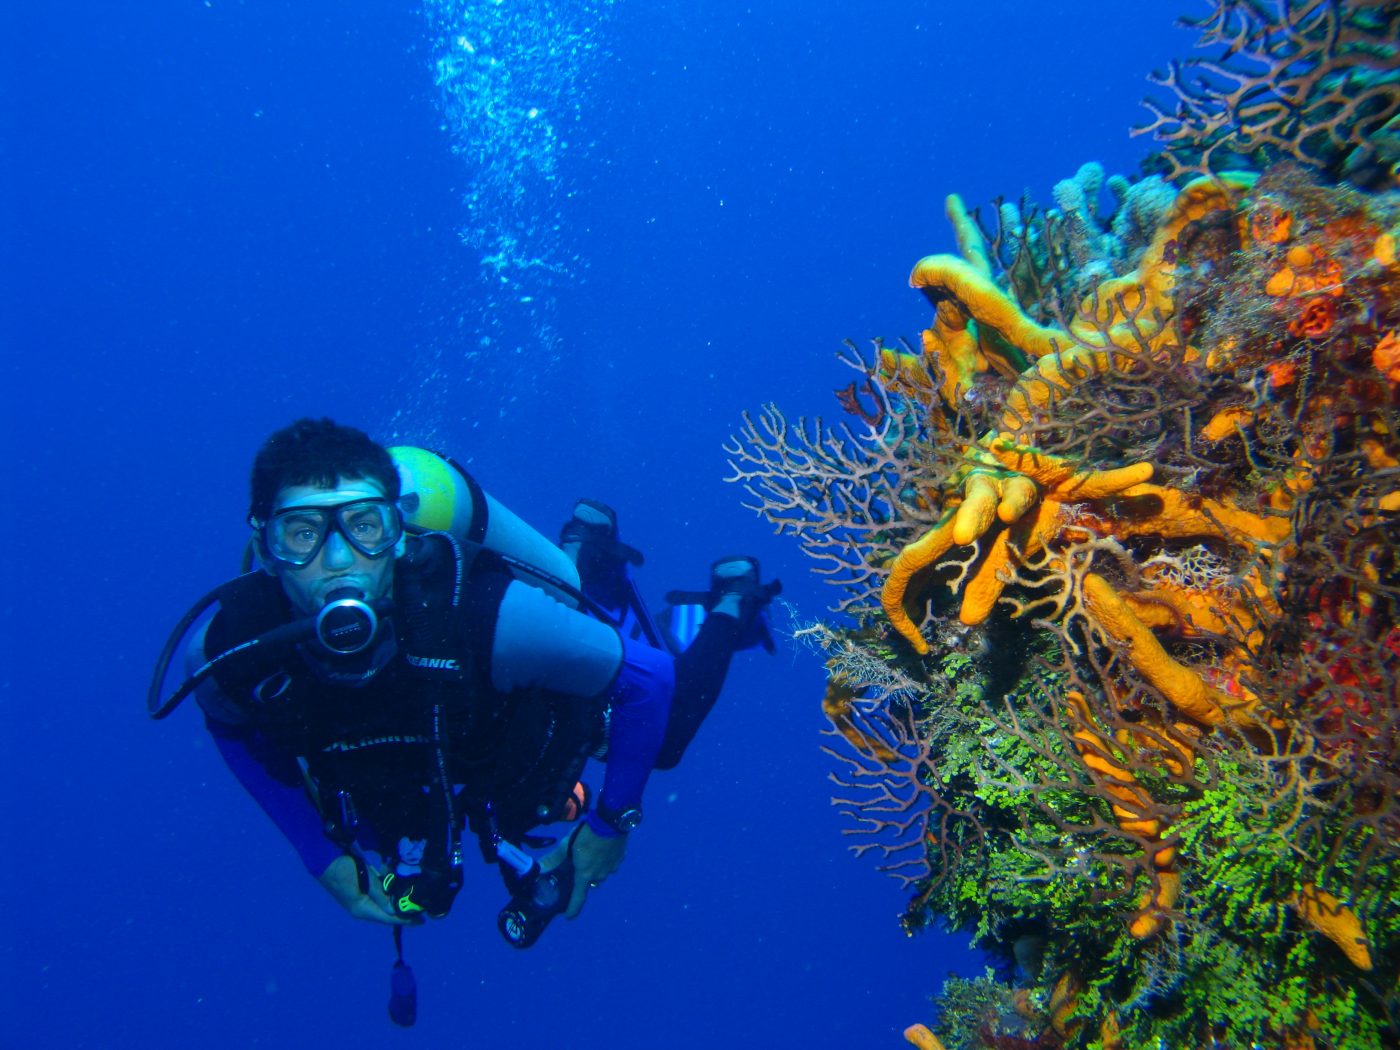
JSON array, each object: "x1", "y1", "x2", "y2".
[
  {"x1": 909, "y1": 255, "x2": 1067, "y2": 359},
  {"x1": 985, "y1": 439, "x2": 1155, "y2": 500},
  {"x1": 1108, "y1": 483, "x2": 1292, "y2": 546},
  {"x1": 910, "y1": 254, "x2": 1069, "y2": 405},
  {"x1": 944, "y1": 193, "x2": 992, "y2": 279},
  {"x1": 903, "y1": 1024, "x2": 946, "y2": 1050},
  {"x1": 1082, "y1": 573, "x2": 1229, "y2": 726},
  {"x1": 881, "y1": 511, "x2": 960, "y2": 654},
  {"x1": 958, "y1": 498, "x2": 1065, "y2": 626}
]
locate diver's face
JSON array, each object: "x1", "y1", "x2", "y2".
[{"x1": 267, "y1": 477, "x2": 398, "y2": 617}]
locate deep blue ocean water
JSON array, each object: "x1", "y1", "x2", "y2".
[{"x1": 4, "y1": 3, "x2": 1195, "y2": 1047}]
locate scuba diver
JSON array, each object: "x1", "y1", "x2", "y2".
[{"x1": 149, "y1": 417, "x2": 780, "y2": 1025}]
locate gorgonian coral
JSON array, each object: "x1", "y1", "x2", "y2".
[
  {"x1": 728, "y1": 4, "x2": 1400, "y2": 1042},
  {"x1": 1135, "y1": 0, "x2": 1400, "y2": 187}
]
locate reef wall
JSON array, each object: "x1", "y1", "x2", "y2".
[{"x1": 728, "y1": 2, "x2": 1399, "y2": 1047}]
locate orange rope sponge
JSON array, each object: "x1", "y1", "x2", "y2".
[
  {"x1": 903, "y1": 1023, "x2": 945, "y2": 1050},
  {"x1": 1294, "y1": 884, "x2": 1372, "y2": 971}
]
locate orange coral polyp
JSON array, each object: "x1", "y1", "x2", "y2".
[
  {"x1": 1286, "y1": 244, "x2": 1316, "y2": 269},
  {"x1": 1288, "y1": 297, "x2": 1336, "y2": 339},
  {"x1": 1314, "y1": 258, "x2": 1344, "y2": 296},
  {"x1": 1373, "y1": 330, "x2": 1400, "y2": 383},
  {"x1": 1248, "y1": 198, "x2": 1292, "y2": 244},
  {"x1": 1266, "y1": 266, "x2": 1297, "y2": 297},
  {"x1": 1267, "y1": 359, "x2": 1299, "y2": 387}
]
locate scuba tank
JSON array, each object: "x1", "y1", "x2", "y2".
[
  {"x1": 392, "y1": 448, "x2": 636, "y2": 632},
  {"x1": 389, "y1": 447, "x2": 581, "y2": 607}
]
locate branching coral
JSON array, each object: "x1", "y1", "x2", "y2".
[
  {"x1": 728, "y1": 11, "x2": 1400, "y2": 1037},
  {"x1": 727, "y1": 341, "x2": 948, "y2": 620},
  {"x1": 1135, "y1": 0, "x2": 1400, "y2": 187},
  {"x1": 802, "y1": 622, "x2": 987, "y2": 900}
]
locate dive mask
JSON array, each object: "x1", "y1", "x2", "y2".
[{"x1": 261, "y1": 497, "x2": 403, "y2": 567}]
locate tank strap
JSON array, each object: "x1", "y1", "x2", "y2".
[
  {"x1": 436, "y1": 453, "x2": 490, "y2": 545},
  {"x1": 395, "y1": 532, "x2": 514, "y2": 690}
]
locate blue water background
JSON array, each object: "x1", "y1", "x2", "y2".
[{"x1": 4, "y1": 3, "x2": 1192, "y2": 1046}]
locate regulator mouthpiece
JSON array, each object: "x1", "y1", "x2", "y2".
[{"x1": 316, "y1": 587, "x2": 379, "y2": 654}]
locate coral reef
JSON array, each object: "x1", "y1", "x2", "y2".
[{"x1": 727, "y1": 4, "x2": 1399, "y2": 1046}]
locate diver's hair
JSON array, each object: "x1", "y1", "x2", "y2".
[{"x1": 248, "y1": 417, "x2": 400, "y2": 522}]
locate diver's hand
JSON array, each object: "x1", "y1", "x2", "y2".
[
  {"x1": 317, "y1": 854, "x2": 413, "y2": 926},
  {"x1": 543, "y1": 822, "x2": 627, "y2": 920}
]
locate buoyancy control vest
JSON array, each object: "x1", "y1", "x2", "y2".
[{"x1": 201, "y1": 532, "x2": 610, "y2": 856}]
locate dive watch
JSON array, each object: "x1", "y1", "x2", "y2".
[{"x1": 596, "y1": 803, "x2": 643, "y2": 834}]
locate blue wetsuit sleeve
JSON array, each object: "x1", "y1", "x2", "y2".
[
  {"x1": 184, "y1": 618, "x2": 343, "y2": 876},
  {"x1": 587, "y1": 636, "x2": 674, "y2": 838},
  {"x1": 206, "y1": 718, "x2": 344, "y2": 878}
]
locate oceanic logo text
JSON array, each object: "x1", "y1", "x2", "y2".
[{"x1": 406, "y1": 653, "x2": 461, "y2": 671}]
